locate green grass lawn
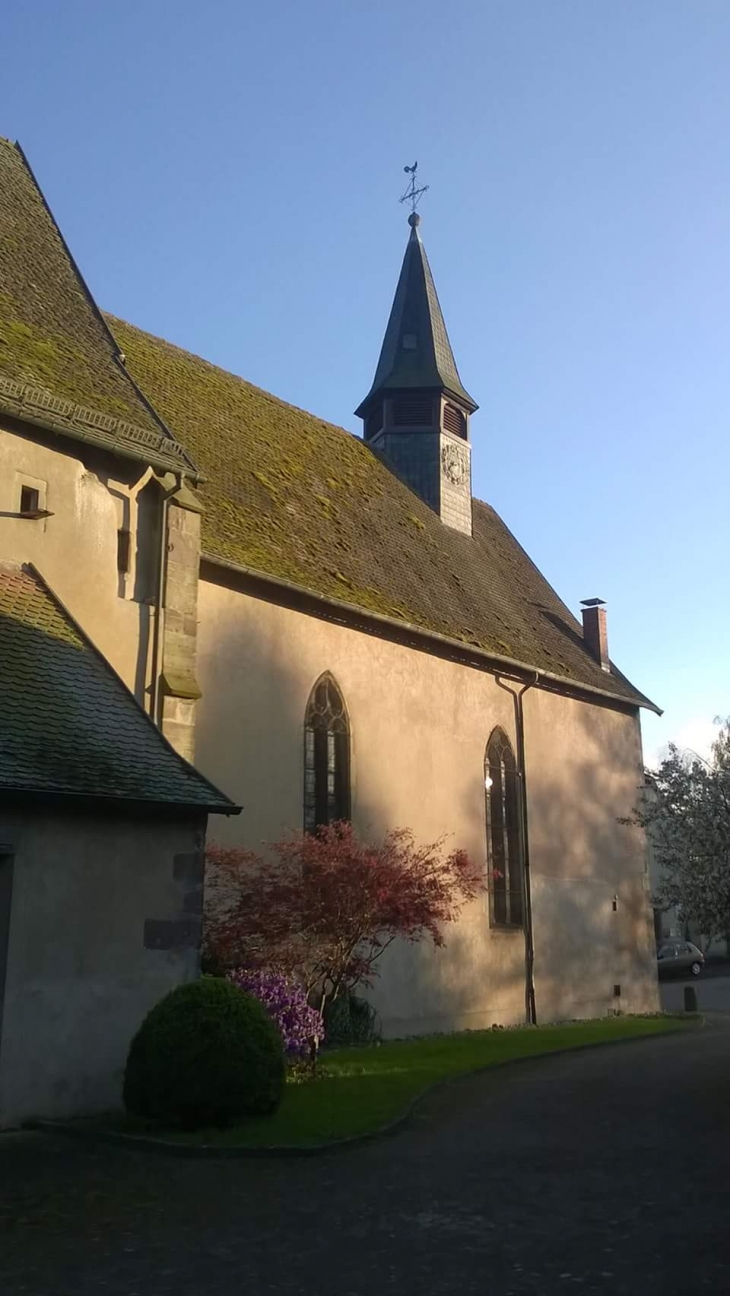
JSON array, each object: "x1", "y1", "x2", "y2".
[{"x1": 107, "y1": 1014, "x2": 696, "y2": 1150}]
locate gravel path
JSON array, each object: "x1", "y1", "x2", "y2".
[{"x1": 1, "y1": 1017, "x2": 728, "y2": 1295}]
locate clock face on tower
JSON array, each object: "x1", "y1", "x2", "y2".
[{"x1": 441, "y1": 441, "x2": 467, "y2": 486}]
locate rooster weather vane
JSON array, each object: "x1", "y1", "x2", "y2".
[{"x1": 399, "y1": 162, "x2": 429, "y2": 220}]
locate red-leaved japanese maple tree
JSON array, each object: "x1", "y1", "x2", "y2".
[{"x1": 204, "y1": 821, "x2": 484, "y2": 1011}]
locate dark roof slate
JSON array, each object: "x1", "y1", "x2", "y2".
[
  {"x1": 0, "y1": 563, "x2": 237, "y2": 811},
  {"x1": 355, "y1": 222, "x2": 477, "y2": 416},
  {"x1": 107, "y1": 315, "x2": 656, "y2": 712},
  {"x1": 0, "y1": 138, "x2": 193, "y2": 475}
]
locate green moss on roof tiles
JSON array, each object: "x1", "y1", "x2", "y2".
[
  {"x1": 107, "y1": 314, "x2": 655, "y2": 710},
  {"x1": 1, "y1": 138, "x2": 654, "y2": 710},
  {"x1": 0, "y1": 563, "x2": 236, "y2": 810},
  {"x1": 0, "y1": 140, "x2": 154, "y2": 424},
  {"x1": 0, "y1": 139, "x2": 191, "y2": 473}
]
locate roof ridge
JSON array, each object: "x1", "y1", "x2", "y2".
[
  {"x1": 112, "y1": 316, "x2": 657, "y2": 713},
  {"x1": 105, "y1": 314, "x2": 501, "y2": 511},
  {"x1": 103, "y1": 312, "x2": 365, "y2": 445}
]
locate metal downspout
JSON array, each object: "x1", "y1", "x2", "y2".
[{"x1": 497, "y1": 672, "x2": 539, "y2": 1024}]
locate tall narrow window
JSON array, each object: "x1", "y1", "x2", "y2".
[
  {"x1": 304, "y1": 674, "x2": 350, "y2": 833},
  {"x1": 485, "y1": 727, "x2": 524, "y2": 928}
]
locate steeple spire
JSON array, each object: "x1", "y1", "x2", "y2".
[
  {"x1": 355, "y1": 213, "x2": 477, "y2": 419},
  {"x1": 356, "y1": 187, "x2": 477, "y2": 536}
]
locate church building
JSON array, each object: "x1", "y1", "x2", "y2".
[{"x1": 0, "y1": 137, "x2": 660, "y2": 1120}]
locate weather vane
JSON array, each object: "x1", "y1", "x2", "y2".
[{"x1": 399, "y1": 162, "x2": 429, "y2": 219}]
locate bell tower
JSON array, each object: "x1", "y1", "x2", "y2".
[{"x1": 355, "y1": 183, "x2": 478, "y2": 536}]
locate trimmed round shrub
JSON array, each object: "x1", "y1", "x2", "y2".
[
  {"x1": 228, "y1": 968, "x2": 325, "y2": 1058},
  {"x1": 123, "y1": 977, "x2": 285, "y2": 1128}
]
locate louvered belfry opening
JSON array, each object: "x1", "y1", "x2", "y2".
[
  {"x1": 392, "y1": 396, "x2": 434, "y2": 427},
  {"x1": 443, "y1": 401, "x2": 467, "y2": 439},
  {"x1": 364, "y1": 400, "x2": 384, "y2": 442}
]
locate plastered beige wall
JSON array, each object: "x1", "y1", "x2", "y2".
[
  {"x1": 0, "y1": 422, "x2": 153, "y2": 700},
  {"x1": 0, "y1": 810, "x2": 206, "y2": 1128},
  {"x1": 0, "y1": 417, "x2": 658, "y2": 1041},
  {"x1": 196, "y1": 578, "x2": 659, "y2": 1036}
]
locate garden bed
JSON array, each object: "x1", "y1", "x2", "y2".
[{"x1": 41, "y1": 1014, "x2": 697, "y2": 1154}]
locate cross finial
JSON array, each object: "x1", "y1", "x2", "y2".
[{"x1": 399, "y1": 162, "x2": 429, "y2": 225}]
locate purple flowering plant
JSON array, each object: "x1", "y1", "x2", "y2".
[{"x1": 228, "y1": 968, "x2": 325, "y2": 1059}]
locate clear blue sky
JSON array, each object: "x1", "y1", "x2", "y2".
[{"x1": 3, "y1": 1, "x2": 729, "y2": 764}]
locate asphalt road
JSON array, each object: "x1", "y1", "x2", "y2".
[
  {"x1": 1, "y1": 1018, "x2": 728, "y2": 1295},
  {"x1": 660, "y1": 960, "x2": 730, "y2": 1014}
]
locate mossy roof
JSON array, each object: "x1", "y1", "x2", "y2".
[
  {"x1": 0, "y1": 563, "x2": 237, "y2": 811},
  {"x1": 107, "y1": 315, "x2": 655, "y2": 711},
  {"x1": 0, "y1": 138, "x2": 192, "y2": 474},
  {"x1": 0, "y1": 138, "x2": 652, "y2": 711}
]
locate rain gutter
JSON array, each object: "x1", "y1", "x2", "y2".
[{"x1": 201, "y1": 554, "x2": 661, "y2": 716}]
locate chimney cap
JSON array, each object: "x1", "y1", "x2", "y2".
[{"x1": 581, "y1": 597, "x2": 606, "y2": 608}]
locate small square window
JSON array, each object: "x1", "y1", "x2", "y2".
[
  {"x1": 402, "y1": 333, "x2": 417, "y2": 350},
  {"x1": 613, "y1": 984, "x2": 621, "y2": 998},
  {"x1": 117, "y1": 528, "x2": 131, "y2": 574},
  {"x1": 20, "y1": 486, "x2": 40, "y2": 515}
]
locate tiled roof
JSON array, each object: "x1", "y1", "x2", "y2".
[
  {"x1": 107, "y1": 315, "x2": 657, "y2": 712},
  {"x1": 0, "y1": 563, "x2": 238, "y2": 811},
  {"x1": 356, "y1": 221, "x2": 477, "y2": 417},
  {"x1": 0, "y1": 138, "x2": 193, "y2": 475}
]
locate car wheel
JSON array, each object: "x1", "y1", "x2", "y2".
[{"x1": 690, "y1": 962, "x2": 702, "y2": 976}]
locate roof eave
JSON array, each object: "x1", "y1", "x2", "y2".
[
  {"x1": 0, "y1": 786, "x2": 241, "y2": 816},
  {"x1": 355, "y1": 379, "x2": 479, "y2": 420},
  {"x1": 0, "y1": 396, "x2": 204, "y2": 482},
  {"x1": 201, "y1": 551, "x2": 662, "y2": 716}
]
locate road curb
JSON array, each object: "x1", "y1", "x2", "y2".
[
  {"x1": 29, "y1": 1020, "x2": 703, "y2": 1159},
  {"x1": 27, "y1": 1018, "x2": 702, "y2": 1160}
]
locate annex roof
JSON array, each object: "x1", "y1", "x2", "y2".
[{"x1": 0, "y1": 563, "x2": 238, "y2": 811}]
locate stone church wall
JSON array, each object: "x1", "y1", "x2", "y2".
[
  {"x1": 0, "y1": 809, "x2": 206, "y2": 1128},
  {"x1": 195, "y1": 575, "x2": 659, "y2": 1036},
  {"x1": 0, "y1": 421, "x2": 153, "y2": 702}
]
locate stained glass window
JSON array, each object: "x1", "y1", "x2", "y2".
[
  {"x1": 485, "y1": 727, "x2": 524, "y2": 928},
  {"x1": 304, "y1": 674, "x2": 350, "y2": 833}
]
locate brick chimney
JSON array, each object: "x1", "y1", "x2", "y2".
[{"x1": 581, "y1": 598, "x2": 610, "y2": 672}]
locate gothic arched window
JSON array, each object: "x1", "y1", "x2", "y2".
[
  {"x1": 304, "y1": 674, "x2": 351, "y2": 833},
  {"x1": 485, "y1": 727, "x2": 524, "y2": 928}
]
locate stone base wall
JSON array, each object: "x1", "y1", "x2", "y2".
[{"x1": 0, "y1": 809, "x2": 207, "y2": 1129}]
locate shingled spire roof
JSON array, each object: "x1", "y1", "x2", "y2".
[{"x1": 355, "y1": 214, "x2": 477, "y2": 417}]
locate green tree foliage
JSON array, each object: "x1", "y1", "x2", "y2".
[
  {"x1": 636, "y1": 719, "x2": 730, "y2": 948},
  {"x1": 205, "y1": 821, "x2": 483, "y2": 1013}
]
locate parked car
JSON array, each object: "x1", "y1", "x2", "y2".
[{"x1": 656, "y1": 940, "x2": 705, "y2": 978}]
